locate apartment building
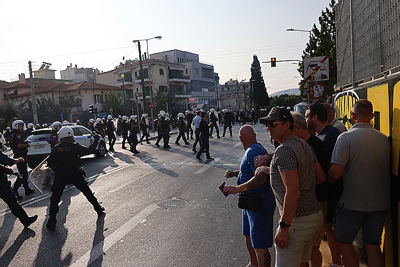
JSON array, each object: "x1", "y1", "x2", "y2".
[
  {"x1": 218, "y1": 79, "x2": 250, "y2": 110},
  {"x1": 60, "y1": 64, "x2": 97, "y2": 83},
  {"x1": 96, "y1": 58, "x2": 191, "y2": 111},
  {"x1": 150, "y1": 49, "x2": 218, "y2": 107}
]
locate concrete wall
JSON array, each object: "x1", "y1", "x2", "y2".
[{"x1": 96, "y1": 71, "x2": 118, "y2": 86}]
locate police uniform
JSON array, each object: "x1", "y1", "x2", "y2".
[
  {"x1": 186, "y1": 112, "x2": 194, "y2": 140},
  {"x1": 128, "y1": 119, "x2": 140, "y2": 154},
  {"x1": 154, "y1": 117, "x2": 162, "y2": 147},
  {"x1": 209, "y1": 111, "x2": 221, "y2": 138},
  {"x1": 222, "y1": 110, "x2": 233, "y2": 137},
  {"x1": 46, "y1": 130, "x2": 104, "y2": 229},
  {"x1": 140, "y1": 117, "x2": 150, "y2": 144},
  {"x1": 175, "y1": 117, "x2": 189, "y2": 145},
  {"x1": 196, "y1": 114, "x2": 213, "y2": 160},
  {"x1": 121, "y1": 119, "x2": 129, "y2": 149},
  {"x1": 94, "y1": 122, "x2": 105, "y2": 137},
  {"x1": 88, "y1": 123, "x2": 95, "y2": 132},
  {"x1": 0, "y1": 152, "x2": 37, "y2": 227},
  {"x1": 10, "y1": 130, "x2": 34, "y2": 197},
  {"x1": 160, "y1": 117, "x2": 170, "y2": 148},
  {"x1": 106, "y1": 119, "x2": 116, "y2": 151}
]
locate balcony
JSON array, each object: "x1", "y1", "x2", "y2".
[
  {"x1": 134, "y1": 78, "x2": 152, "y2": 83},
  {"x1": 169, "y1": 74, "x2": 190, "y2": 83}
]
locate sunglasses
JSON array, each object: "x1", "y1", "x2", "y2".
[{"x1": 267, "y1": 121, "x2": 284, "y2": 128}]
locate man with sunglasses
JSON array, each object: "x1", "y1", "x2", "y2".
[
  {"x1": 328, "y1": 100, "x2": 390, "y2": 267},
  {"x1": 225, "y1": 107, "x2": 324, "y2": 266}
]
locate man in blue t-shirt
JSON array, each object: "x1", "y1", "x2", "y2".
[{"x1": 225, "y1": 125, "x2": 275, "y2": 267}]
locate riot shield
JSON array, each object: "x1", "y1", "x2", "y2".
[{"x1": 29, "y1": 155, "x2": 54, "y2": 194}]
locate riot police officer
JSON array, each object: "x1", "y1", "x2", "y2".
[
  {"x1": 157, "y1": 111, "x2": 170, "y2": 149},
  {"x1": 26, "y1": 123, "x2": 34, "y2": 137},
  {"x1": 10, "y1": 120, "x2": 34, "y2": 198},
  {"x1": 128, "y1": 115, "x2": 140, "y2": 154},
  {"x1": 222, "y1": 109, "x2": 233, "y2": 137},
  {"x1": 46, "y1": 126, "x2": 104, "y2": 229},
  {"x1": 175, "y1": 113, "x2": 190, "y2": 145},
  {"x1": 50, "y1": 121, "x2": 62, "y2": 148},
  {"x1": 0, "y1": 152, "x2": 37, "y2": 228},
  {"x1": 106, "y1": 115, "x2": 116, "y2": 152},
  {"x1": 121, "y1": 116, "x2": 129, "y2": 149},
  {"x1": 94, "y1": 118, "x2": 105, "y2": 137},
  {"x1": 185, "y1": 110, "x2": 194, "y2": 140},
  {"x1": 140, "y1": 114, "x2": 150, "y2": 144},
  {"x1": 209, "y1": 108, "x2": 221, "y2": 138},
  {"x1": 196, "y1": 112, "x2": 213, "y2": 161},
  {"x1": 116, "y1": 115, "x2": 123, "y2": 136},
  {"x1": 88, "y1": 118, "x2": 95, "y2": 131}
]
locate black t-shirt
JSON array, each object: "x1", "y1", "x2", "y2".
[
  {"x1": 318, "y1": 125, "x2": 341, "y2": 157},
  {"x1": 307, "y1": 134, "x2": 330, "y2": 173}
]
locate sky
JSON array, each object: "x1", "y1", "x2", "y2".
[{"x1": 0, "y1": 0, "x2": 332, "y2": 94}]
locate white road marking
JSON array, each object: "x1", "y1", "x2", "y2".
[
  {"x1": 233, "y1": 142, "x2": 242, "y2": 148},
  {"x1": 70, "y1": 203, "x2": 159, "y2": 267},
  {"x1": 193, "y1": 158, "x2": 220, "y2": 175},
  {"x1": 108, "y1": 169, "x2": 157, "y2": 193}
]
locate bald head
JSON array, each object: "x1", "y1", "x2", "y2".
[{"x1": 239, "y1": 125, "x2": 257, "y2": 149}]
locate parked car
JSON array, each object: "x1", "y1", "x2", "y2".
[{"x1": 26, "y1": 125, "x2": 107, "y2": 169}]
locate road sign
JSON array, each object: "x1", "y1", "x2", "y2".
[
  {"x1": 309, "y1": 83, "x2": 325, "y2": 99},
  {"x1": 304, "y1": 56, "x2": 329, "y2": 82},
  {"x1": 149, "y1": 102, "x2": 154, "y2": 109},
  {"x1": 97, "y1": 113, "x2": 107, "y2": 118}
]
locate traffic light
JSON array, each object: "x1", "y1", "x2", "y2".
[
  {"x1": 271, "y1": 57, "x2": 276, "y2": 67},
  {"x1": 89, "y1": 104, "x2": 97, "y2": 114}
]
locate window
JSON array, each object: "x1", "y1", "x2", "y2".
[
  {"x1": 159, "y1": 85, "x2": 168, "y2": 93},
  {"x1": 159, "y1": 68, "x2": 164, "y2": 75},
  {"x1": 94, "y1": 94, "x2": 103, "y2": 104},
  {"x1": 72, "y1": 128, "x2": 82, "y2": 136},
  {"x1": 79, "y1": 127, "x2": 92, "y2": 136},
  {"x1": 185, "y1": 69, "x2": 188, "y2": 74}
]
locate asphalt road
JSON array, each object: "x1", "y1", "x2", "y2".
[{"x1": 0, "y1": 124, "x2": 280, "y2": 267}]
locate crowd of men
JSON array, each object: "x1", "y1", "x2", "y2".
[
  {"x1": 0, "y1": 100, "x2": 389, "y2": 266},
  {"x1": 224, "y1": 100, "x2": 389, "y2": 267}
]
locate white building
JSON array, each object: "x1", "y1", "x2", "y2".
[{"x1": 60, "y1": 64, "x2": 97, "y2": 83}]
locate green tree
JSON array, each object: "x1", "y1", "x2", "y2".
[
  {"x1": 298, "y1": 0, "x2": 336, "y2": 99},
  {"x1": 250, "y1": 55, "x2": 269, "y2": 109},
  {"x1": 0, "y1": 101, "x2": 18, "y2": 129},
  {"x1": 153, "y1": 89, "x2": 175, "y2": 116},
  {"x1": 102, "y1": 92, "x2": 134, "y2": 116},
  {"x1": 267, "y1": 94, "x2": 302, "y2": 109}
]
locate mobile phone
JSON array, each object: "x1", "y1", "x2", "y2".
[{"x1": 219, "y1": 182, "x2": 228, "y2": 197}]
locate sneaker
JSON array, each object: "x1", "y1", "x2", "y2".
[
  {"x1": 23, "y1": 215, "x2": 38, "y2": 228},
  {"x1": 46, "y1": 217, "x2": 57, "y2": 230}
]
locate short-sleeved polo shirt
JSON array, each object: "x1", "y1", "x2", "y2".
[{"x1": 331, "y1": 123, "x2": 391, "y2": 211}]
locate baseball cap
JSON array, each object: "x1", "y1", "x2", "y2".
[{"x1": 259, "y1": 106, "x2": 294, "y2": 124}]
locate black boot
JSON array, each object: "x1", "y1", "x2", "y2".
[
  {"x1": 22, "y1": 215, "x2": 38, "y2": 228},
  {"x1": 24, "y1": 186, "x2": 35, "y2": 195},
  {"x1": 13, "y1": 188, "x2": 22, "y2": 200}
]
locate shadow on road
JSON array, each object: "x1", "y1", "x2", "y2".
[
  {"x1": 88, "y1": 215, "x2": 105, "y2": 267},
  {"x1": 137, "y1": 151, "x2": 179, "y2": 178},
  {"x1": 0, "y1": 228, "x2": 36, "y2": 266},
  {"x1": 0, "y1": 211, "x2": 17, "y2": 255},
  {"x1": 33, "y1": 190, "x2": 77, "y2": 267}
]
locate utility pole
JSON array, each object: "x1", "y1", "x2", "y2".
[
  {"x1": 137, "y1": 41, "x2": 147, "y2": 115},
  {"x1": 29, "y1": 61, "x2": 38, "y2": 124}
]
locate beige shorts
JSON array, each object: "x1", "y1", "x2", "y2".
[
  {"x1": 275, "y1": 210, "x2": 324, "y2": 267},
  {"x1": 314, "y1": 202, "x2": 328, "y2": 247}
]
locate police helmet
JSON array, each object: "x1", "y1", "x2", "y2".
[
  {"x1": 27, "y1": 123, "x2": 34, "y2": 129},
  {"x1": 35, "y1": 124, "x2": 40, "y2": 129},
  {"x1": 177, "y1": 112, "x2": 184, "y2": 118},
  {"x1": 42, "y1": 123, "x2": 48, "y2": 128},
  {"x1": 58, "y1": 126, "x2": 74, "y2": 139},
  {"x1": 159, "y1": 110, "x2": 166, "y2": 117},
  {"x1": 89, "y1": 118, "x2": 95, "y2": 124},
  {"x1": 185, "y1": 110, "x2": 190, "y2": 115},
  {"x1": 210, "y1": 108, "x2": 215, "y2": 113},
  {"x1": 62, "y1": 120, "x2": 69, "y2": 125},
  {"x1": 122, "y1": 116, "x2": 128, "y2": 121},
  {"x1": 142, "y1": 113, "x2": 148, "y2": 118},
  {"x1": 107, "y1": 115, "x2": 113, "y2": 120},
  {"x1": 12, "y1": 120, "x2": 25, "y2": 130},
  {"x1": 51, "y1": 121, "x2": 62, "y2": 131},
  {"x1": 96, "y1": 118, "x2": 102, "y2": 124},
  {"x1": 200, "y1": 109, "x2": 204, "y2": 112},
  {"x1": 6, "y1": 127, "x2": 11, "y2": 131},
  {"x1": 118, "y1": 115, "x2": 122, "y2": 119}
]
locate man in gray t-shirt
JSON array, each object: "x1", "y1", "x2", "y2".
[{"x1": 328, "y1": 99, "x2": 390, "y2": 267}]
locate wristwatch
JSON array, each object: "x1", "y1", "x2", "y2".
[{"x1": 279, "y1": 221, "x2": 290, "y2": 228}]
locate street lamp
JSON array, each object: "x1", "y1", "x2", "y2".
[
  {"x1": 286, "y1": 28, "x2": 312, "y2": 103},
  {"x1": 132, "y1": 36, "x2": 162, "y2": 133}
]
